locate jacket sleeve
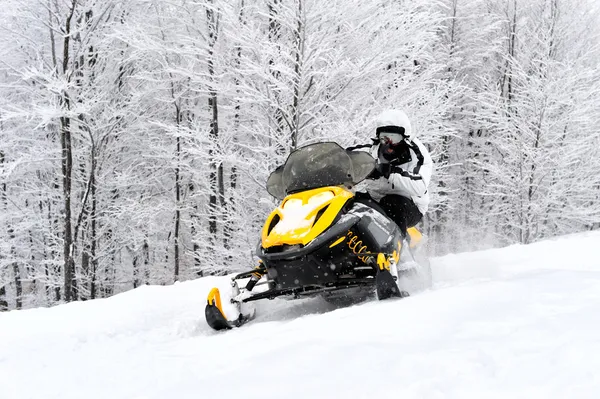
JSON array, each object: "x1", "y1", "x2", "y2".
[{"x1": 387, "y1": 140, "x2": 433, "y2": 197}]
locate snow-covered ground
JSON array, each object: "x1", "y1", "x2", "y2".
[{"x1": 2, "y1": 231, "x2": 600, "y2": 399}]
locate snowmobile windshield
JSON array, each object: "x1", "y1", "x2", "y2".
[{"x1": 266, "y1": 142, "x2": 375, "y2": 199}]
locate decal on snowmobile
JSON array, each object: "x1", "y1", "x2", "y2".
[
  {"x1": 328, "y1": 235, "x2": 346, "y2": 248},
  {"x1": 261, "y1": 186, "x2": 354, "y2": 248}
]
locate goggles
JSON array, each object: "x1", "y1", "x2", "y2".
[
  {"x1": 376, "y1": 126, "x2": 407, "y2": 145},
  {"x1": 378, "y1": 132, "x2": 406, "y2": 146}
]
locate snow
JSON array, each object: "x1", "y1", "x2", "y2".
[
  {"x1": 270, "y1": 191, "x2": 335, "y2": 239},
  {"x1": 2, "y1": 231, "x2": 600, "y2": 399}
]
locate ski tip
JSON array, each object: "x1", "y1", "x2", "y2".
[
  {"x1": 205, "y1": 287, "x2": 255, "y2": 331},
  {"x1": 207, "y1": 288, "x2": 222, "y2": 309},
  {"x1": 206, "y1": 288, "x2": 232, "y2": 331}
]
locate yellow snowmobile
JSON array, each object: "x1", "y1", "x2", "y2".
[{"x1": 205, "y1": 142, "x2": 429, "y2": 331}]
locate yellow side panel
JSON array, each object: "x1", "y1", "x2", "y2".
[
  {"x1": 262, "y1": 186, "x2": 354, "y2": 248},
  {"x1": 407, "y1": 227, "x2": 423, "y2": 248}
]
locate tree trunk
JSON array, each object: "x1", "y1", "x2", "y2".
[
  {"x1": 103, "y1": 228, "x2": 115, "y2": 297},
  {"x1": 190, "y1": 202, "x2": 203, "y2": 276},
  {"x1": 143, "y1": 239, "x2": 150, "y2": 284},
  {"x1": 290, "y1": 0, "x2": 303, "y2": 150},
  {"x1": 206, "y1": 0, "x2": 223, "y2": 267},
  {"x1": 268, "y1": 0, "x2": 285, "y2": 154},
  {"x1": 0, "y1": 150, "x2": 7, "y2": 310},
  {"x1": 60, "y1": 0, "x2": 79, "y2": 302},
  {"x1": 0, "y1": 285, "x2": 7, "y2": 311},
  {"x1": 1, "y1": 150, "x2": 22, "y2": 309},
  {"x1": 12, "y1": 262, "x2": 22, "y2": 309},
  {"x1": 28, "y1": 228, "x2": 38, "y2": 300},
  {"x1": 89, "y1": 159, "x2": 98, "y2": 299},
  {"x1": 218, "y1": 162, "x2": 227, "y2": 250},
  {"x1": 174, "y1": 132, "x2": 181, "y2": 281},
  {"x1": 8, "y1": 224, "x2": 22, "y2": 309},
  {"x1": 225, "y1": 0, "x2": 245, "y2": 248},
  {"x1": 60, "y1": 111, "x2": 76, "y2": 301},
  {"x1": 50, "y1": 198, "x2": 62, "y2": 302},
  {"x1": 507, "y1": 0, "x2": 517, "y2": 112},
  {"x1": 38, "y1": 198, "x2": 52, "y2": 302},
  {"x1": 132, "y1": 253, "x2": 140, "y2": 288}
]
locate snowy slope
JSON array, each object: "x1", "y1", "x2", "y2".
[{"x1": 2, "y1": 232, "x2": 600, "y2": 399}]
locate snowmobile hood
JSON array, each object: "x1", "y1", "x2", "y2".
[{"x1": 261, "y1": 186, "x2": 354, "y2": 248}]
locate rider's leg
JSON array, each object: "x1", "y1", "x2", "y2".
[
  {"x1": 378, "y1": 194, "x2": 422, "y2": 236},
  {"x1": 379, "y1": 195, "x2": 423, "y2": 273}
]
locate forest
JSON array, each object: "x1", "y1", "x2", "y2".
[{"x1": 1, "y1": 0, "x2": 599, "y2": 310}]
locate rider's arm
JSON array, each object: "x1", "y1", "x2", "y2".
[{"x1": 387, "y1": 140, "x2": 432, "y2": 197}]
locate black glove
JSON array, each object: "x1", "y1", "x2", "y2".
[
  {"x1": 366, "y1": 163, "x2": 390, "y2": 179},
  {"x1": 366, "y1": 166, "x2": 381, "y2": 180},
  {"x1": 378, "y1": 163, "x2": 391, "y2": 178}
]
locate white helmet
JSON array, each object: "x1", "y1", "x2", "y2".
[{"x1": 374, "y1": 109, "x2": 414, "y2": 143}]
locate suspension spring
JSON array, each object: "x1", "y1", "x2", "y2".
[{"x1": 346, "y1": 231, "x2": 370, "y2": 263}]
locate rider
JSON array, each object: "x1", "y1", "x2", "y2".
[{"x1": 352, "y1": 109, "x2": 433, "y2": 237}]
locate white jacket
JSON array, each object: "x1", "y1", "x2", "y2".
[{"x1": 366, "y1": 137, "x2": 433, "y2": 214}]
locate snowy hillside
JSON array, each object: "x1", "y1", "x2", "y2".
[{"x1": 2, "y1": 232, "x2": 600, "y2": 399}]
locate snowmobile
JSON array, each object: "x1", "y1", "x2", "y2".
[{"x1": 205, "y1": 142, "x2": 430, "y2": 331}]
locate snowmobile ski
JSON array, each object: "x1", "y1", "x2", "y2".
[{"x1": 205, "y1": 288, "x2": 254, "y2": 331}]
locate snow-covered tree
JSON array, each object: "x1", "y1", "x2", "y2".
[{"x1": 1, "y1": 0, "x2": 598, "y2": 310}]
